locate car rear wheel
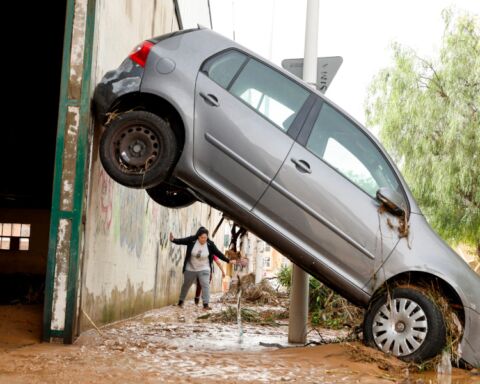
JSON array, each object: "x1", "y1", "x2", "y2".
[
  {"x1": 363, "y1": 287, "x2": 446, "y2": 363},
  {"x1": 146, "y1": 182, "x2": 197, "y2": 208},
  {"x1": 99, "y1": 111, "x2": 177, "y2": 189}
]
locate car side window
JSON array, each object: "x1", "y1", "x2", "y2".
[
  {"x1": 306, "y1": 103, "x2": 402, "y2": 199},
  {"x1": 202, "y1": 50, "x2": 248, "y2": 89},
  {"x1": 229, "y1": 59, "x2": 310, "y2": 131}
]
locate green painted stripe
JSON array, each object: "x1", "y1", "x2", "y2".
[
  {"x1": 49, "y1": 330, "x2": 64, "y2": 338},
  {"x1": 42, "y1": 0, "x2": 76, "y2": 342},
  {"x1": 63, "y1": 0, "x2": 97, "y2": 344},
  {"x1": 58, "y1": 211, "x2": 75, "y2": 219}
]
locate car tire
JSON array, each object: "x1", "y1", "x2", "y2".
[
  {"x1": 146, "y1": 182, "x2": 197, "y2": 208},
  {"x1": 99, "y1": 111, "x2": 177, "y2": 189},
  {"x1": 363, "y1": 286, "x2": 446, "y2": 363}
]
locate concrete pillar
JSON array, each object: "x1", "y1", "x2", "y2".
[
  {"x1": 288, "y1": 264, "x2": 310, "y2": 343},
  {"x1": 288, "y1": 0, "x2": 319, "y2": 344}
]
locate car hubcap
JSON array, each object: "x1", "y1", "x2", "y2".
[
  {"x1": 113, "y1": 125, "x2": 159, "y2": 174},
  {"x1": 372, "y1": 297, "x2": 428, "y2": 356}
]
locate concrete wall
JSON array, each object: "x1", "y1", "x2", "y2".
[
  {"x1": 79, "y1": 0, "x2": 226, "y2": 332},
  {"x1": 177, "y1": 0, "x2": 211, "y2": 28}
]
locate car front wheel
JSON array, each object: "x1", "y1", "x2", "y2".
[
  {"x1": 363, "y1": 286, "x2": 446, "y2": 363},
  {"x1": 99, "y1": 111, "x2": 177, "y2": 189}
]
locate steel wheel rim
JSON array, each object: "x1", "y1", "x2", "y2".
[
  {"x1": 372, "y1": 297, "x2": 428, "y2": 356},
  {"x1": 112, "y1": 124, "x2": 160, "y2": 174}
]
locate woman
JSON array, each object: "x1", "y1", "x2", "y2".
[{"x1": 169, "y1": 226, "x2": 232, "y2": 310}]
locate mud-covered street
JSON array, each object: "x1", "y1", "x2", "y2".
[{"x1": 1, "y1": 295, "x2": 477, "y2": 384}]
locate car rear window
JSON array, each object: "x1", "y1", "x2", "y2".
[{"x1": 202, "y1": 50, "x2": 248, "y2": 89}]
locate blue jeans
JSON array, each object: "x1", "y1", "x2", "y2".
[{"x1": 179, "y1": 270, "x2": 210, "y2": 304}]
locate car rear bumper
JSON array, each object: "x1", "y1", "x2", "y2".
[{"x1": 92, "y1": 58, "x2": 144, "y2": 123}]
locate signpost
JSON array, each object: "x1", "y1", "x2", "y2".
[{"x1": 281, "y1": 56, "x2": 343, "y2": 93}]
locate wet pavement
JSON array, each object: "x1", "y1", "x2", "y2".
[{"x1": 0, "y1": 297, "x2": 477, "y2": 383}]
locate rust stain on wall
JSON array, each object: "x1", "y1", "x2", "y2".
[
  {"x1": 68, "y1": 0, "x2": 87, "y2": 100},
  {"x1": 60, "y1": 106, "x2": 79, "y2": 211}
]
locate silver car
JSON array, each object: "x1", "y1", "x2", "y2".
[{"x1": 93, "y1": 27, "x2": 479, "y2": 367}]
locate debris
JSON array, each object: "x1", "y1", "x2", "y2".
[
  {"x1": 259, "y1": 342, "x2": 285, "y2": 348},
  {"x1": 81, "y1": 309, "x2": 104, "y2": 337},
  {"x1": 224, "y1": 274, "x2": 286, "y2": 306}
]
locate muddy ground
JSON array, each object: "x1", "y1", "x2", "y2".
[{"x1": 0, "y1": 297, "x2": 477, "y2": 383}]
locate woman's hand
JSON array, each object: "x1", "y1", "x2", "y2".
[
  {"x1": 229, "y1": 259, "x2": 237, "y2": 264},
  {"x1": 169, "y1": 232, "x2": 174, "y2": 242},
  {"x1": 222, "y1": 271, "x2": 226, "y2": 278}
]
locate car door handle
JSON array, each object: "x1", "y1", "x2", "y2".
[
  {"x1": 291, "y1": 158, "x2": 311, "y2": 174},
  {"x1": 199, "y1": 92, "x2": 219, "y2": 107}
]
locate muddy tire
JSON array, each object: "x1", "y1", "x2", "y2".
[
  {"x1": 146, "y1": 182, "x2": 197, "y2": 208},
  {"x1": 363, "y1": 287, "x2": 446, "y2": 363},
  {"x1": 99, "y1": 111, "x2": 177, "y2": 189}
]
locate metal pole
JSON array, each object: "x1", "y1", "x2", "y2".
[
  {"x1": 303, "y1": 0, "x2": 319, "y2": 86},
  {"x1": 288, "y1": 0, "x2": 319, "y2": 344}
]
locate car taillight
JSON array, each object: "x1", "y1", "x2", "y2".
[{"x1": 129, "y1": 41, "x2": 154, "y2": 67}]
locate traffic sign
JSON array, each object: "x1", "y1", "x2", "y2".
[{"x1": 281, "y1": 56, "x2": 343, "y2": 93}]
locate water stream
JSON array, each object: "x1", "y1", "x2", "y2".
[{"x1": 237, "y1": 288, "x2": 243, "y2": 344}]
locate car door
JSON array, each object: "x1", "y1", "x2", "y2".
[
  {"x1": 253, "y1": 99, "x2": 407, "y2": 288},
  {"x1": 194, "y1": 50, "x2": 312, "y2": 211}
]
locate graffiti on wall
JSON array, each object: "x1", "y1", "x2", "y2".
[
  {"x1": 168, "y1": 243, "x2": 183, "y2": 267},
  {"x1": 97, "y1": 168, "x2": 113, "y2": 235},
  {"x1": 118, "y1": 187, "x2": 145, "y2": 259}
]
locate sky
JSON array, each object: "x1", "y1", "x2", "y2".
[{"x1": 209, "y1": 0, "x2": 480, "y2": 126}]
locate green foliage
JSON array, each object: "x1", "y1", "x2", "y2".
[
  {"x1": 366, "y1": 9, "x2": 480, "y2": 249},
  {"x1": 276, "y1": 265, "x2": 362, "y2": 329},
  {"x1": 277, "y1": 265, "x2": 292, "y2": 289}
]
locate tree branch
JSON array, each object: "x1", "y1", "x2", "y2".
[{"x1": 416, "y1": 55, "x2": 449, "y2": 99}]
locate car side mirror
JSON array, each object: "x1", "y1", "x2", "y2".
[{"x1": 376, "y1": 187, "x2": 406, "y2": 216}]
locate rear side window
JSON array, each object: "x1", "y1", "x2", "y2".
[
  {"x1": 202, "y1": 50, "x2": 247, "y2": 89},
  {"x1": 229, "y1": 59, "x2": 310, "y2": 131},
  {"x1": 202, "y1": 50, "x2": 310, "y2": 131}
]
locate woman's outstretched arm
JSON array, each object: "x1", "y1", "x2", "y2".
[{"x1": 169, "y1": 232, "x2": 193, "y2": 245}]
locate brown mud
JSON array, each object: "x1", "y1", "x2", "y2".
[{"x1": 0, "y1": 299, "x2": 477, "y2": 383}]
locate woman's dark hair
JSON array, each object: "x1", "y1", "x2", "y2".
[{"x1": 195, "y1": 226, "x2": 209, "y2": 238}]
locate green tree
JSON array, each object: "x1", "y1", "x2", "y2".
[{"x1": 366, "y1": 10, "x2": 480, "y2": 255}]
